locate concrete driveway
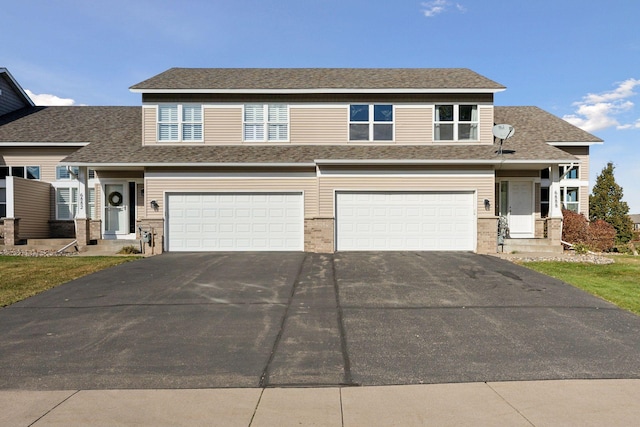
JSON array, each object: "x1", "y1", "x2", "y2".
[{"x1": 1, "y1": 252, "x2": 640, "y2": 390}]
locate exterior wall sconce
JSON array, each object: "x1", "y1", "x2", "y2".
[
  {"x1": 150, "y1": 200, "x2": 159, "y2": 210},
  {"x1": 484, "y1": 199, "x2": 491, "y2": 211}
]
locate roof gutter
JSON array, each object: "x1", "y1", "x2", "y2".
[
  {"x1": 130, "y1": 88, "x2": 506, "y2": 95},
  {"x1": 1, "y1": 142, "x2": 90, "y2": 147}
]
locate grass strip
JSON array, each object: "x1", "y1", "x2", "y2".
[
  {"x1": 520, "y1": 256, "x2": 640, "y2": 315},
  {"x1": 0, "y1": 256, "x2": 140, "y2": 307}
]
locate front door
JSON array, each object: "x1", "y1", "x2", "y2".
[
  {"x1": 508, "y1": 181, "x2": 534, "y2": 238},
  {"x1": 104, "y1": 183, "x2": 128, "y2": 236}
]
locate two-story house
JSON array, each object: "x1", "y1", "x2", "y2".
[{"x1": 1, "y1": 68, "x2": 602, "y2": 253}]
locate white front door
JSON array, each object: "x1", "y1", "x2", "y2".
[
  {"x1": 508, "y1": 181, "x2": 534, "y2": 238},
  {"x1": 104, "y1": 183, "x2": 128, "y2": 236}
]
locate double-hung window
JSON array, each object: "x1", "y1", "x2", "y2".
[
  {"x1": 349, "y1": 104, "x2": 393, "y2": 141},
  {"x1": 561, "y1": 165, "x2": 579, "y2": 179},
  {"x1": 57, "y1": 187, "x2": 78, "y2": 220},
  {"x1": 561, "y1": 187, "x2": 579, "y2": 213},
  {"x1": 243, "y1": 104, "x2": 288, "y2": 142},
  {"x1": 158, "y1": 104, "x2": 203, "y2": 142},
  {"x1": 434, "y1": 104, "x2": 479, "y2": 141},
  {"x1": 0, "y1": 166, "x2": 40, "y2": 180}
]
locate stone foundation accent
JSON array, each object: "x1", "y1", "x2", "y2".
[
  {"x1": 3, "y1": 218, "x2": 20, "y2": 246},
  {"x1": 547, "y1": 217, "x2": 563, "y2": 245},
  {"x1": 74, "y1": 218, "x2": 91, "y2": 246},
  {"x1": 477, "y1": 217, "x2": 498, "y2": 253},
  {"x1": 90, "y1": 220, "x2": 102, "y2": 241},
  {"x1": 535, "y1": 219, "x2": 546, "y2": 238},
  {"x1": 304, "y1": 218, "x2": 334, "y2": 253},
  {"x1": 137, "y1": 218, "x2": 165, "y2": 254},
  {"x1": 49, "y1": 220, "x2": 75, "y2": 238}
]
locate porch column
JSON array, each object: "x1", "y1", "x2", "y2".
[
  {"x1": 74, "y1": 166, "x2": 90, "y2": 245},
  {"x1": 549, "y1": 165, "x2": 563, "y2": 218},
  {"x1": 548, "y1": 164, "x2": 563, "y2": 245}
]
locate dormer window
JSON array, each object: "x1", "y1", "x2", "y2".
[
  {"x1": 158, "y1": 104, "x2": 203, "y2": 142},
  {"x1": 434, "y1": 104, "x2": 478, "y2": 141}
]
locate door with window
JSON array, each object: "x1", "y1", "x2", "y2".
[{"x1": 104, "y1": 183, "x2": 128, "y2": 236}]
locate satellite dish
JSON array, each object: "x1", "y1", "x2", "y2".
[{"x1": 492, "y1": 124, "x2": 515, "y2": 140}]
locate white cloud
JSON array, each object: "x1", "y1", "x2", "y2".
[
  {"x1": 421, "y1": 1, "x2": 466, "y2": 17},
  {"x1": 562, "y1": 78, "x2": 640, "y2": 132},
  {"x1": 25, "y1": 89, "x2": 76, "y2": 106}
]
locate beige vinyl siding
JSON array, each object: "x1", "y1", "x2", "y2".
[
  {"x1": 319, "y1": 173, "x2": 493, "y2": 218},
  {"x1": 2, "y1": 147, "x2": 79, "y2": 182},
  {"x1": 204, "y1": 108, "x2": 242, "y2": 144},
  {"x1": 144, "y1": 177, "x2": 319, "y2": 219},
  {"x1": 290, "y1": 107, "x2": 347, "y2": 144},
  {"x1": 143, "y1": 106, "x2": 157, "y2": 145},
  {"x1": 559, "y1": 146, "x2": 589, "y2": 180},
  {"x1": 479, "y1": 105, "x2": 493, "y2": 144},
  {"x1": 395, "y1": 107, "x2": 431, "y2": 144},
  {"x1": 12, "y1": 177, "x2": 51, "y2": 238}
]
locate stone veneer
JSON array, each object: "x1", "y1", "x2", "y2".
[
  {"x1": 137, "y1": 218, "x2": 165, "y2": 254},
  {"x1": 74, "y1": 218, "x2": 91, "y2": 246},
  {"x1": 547, "y1": 217, "x2": 563, "y2": 245},
  {"x1": 304, "y1": 218, "x2": 334, "y2": 253},
  {"x1": 2, "y1": 218, "x2": 19, "y2": 246},
  {"x1": 477, "y1": 217, "x2": 499, "y2": 253}
]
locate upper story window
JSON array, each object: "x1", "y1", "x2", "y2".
[
  {"x1": 434, "y1": 104, "x2": 478, "y2": 141},
  {"x1": 560, "y1": 165, "x2": 579, "y2": 180},
  {"x1": 349, "y1": 104, "x2": 393, "y2": 141},
  {"x1": 243, "y1": 104, "x2": 288, "y2": 142},
  {"x1": 158, "y1": 104, "x2": 203, "y2": 142},
  {"x1": 56, "y1": 166, "x2": 95, "y2": 180},
  {"x1": 0, "y1": 166, "x2": 40, "y2": 180}
]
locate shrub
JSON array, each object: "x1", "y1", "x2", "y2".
[
  {"x1": 118, "y1": 245, "x2": 141, "y2": 254},
  {"x1": 562, "y1": 209, "x2": 589, "y2": 246},
  {"x1": 562, "y1": 209, "x2": 616, "y2": 252},
  {"x1": 588, "y1": 219, "x2": 616, "y2": 252}
]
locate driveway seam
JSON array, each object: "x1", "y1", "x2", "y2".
[
  {"x1": 332, "y1": 254, "x2": 354, "y2": 386},
  {"x1": 28, "y1": 389, "x2": 80, "y2": 427},
  {"x1": 258, "y1": 253, "x2": 308, "y2": 388},
  {"x1": 484, "y1": 382, "x2": 536, "y2": 426}
]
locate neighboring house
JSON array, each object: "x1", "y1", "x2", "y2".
[
  {"x1": 630, "y1": 214, "x2": 640, "y2": 232},
  {"x1": 1, "y1": 67, "x2": 602, "y2": 253}
]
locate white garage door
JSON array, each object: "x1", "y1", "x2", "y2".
[
  {"x1": 167, "y1": 193, "x2": 303, "y2": 251},
  {"x1": 336, "y1": 192, "x2": 475, "y2": 251}
]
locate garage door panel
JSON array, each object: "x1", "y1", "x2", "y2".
[
  {"x1": 167, "y1": 193, "x2": 303, "y2": 251},
  {"x1": 336, "y1": 191, "x2": 475, "y2": 251}
]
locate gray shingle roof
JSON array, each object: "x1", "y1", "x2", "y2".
[
  {"x1": 1, "y1": 105, "x2": 593, "y2": 166},
  {"x1": 494, "y1": 106, "x2": 602, "y2": 144},
  {"x1": 130, "y1": 68, "x2": 506, "y2": 91},
  {"x1": 0, "y1": 106, "x2": 140, "y2": 144}
]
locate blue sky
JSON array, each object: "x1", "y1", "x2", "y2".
[{"x1": 3, "y1": 0, "x2": 639, "y2": 212}]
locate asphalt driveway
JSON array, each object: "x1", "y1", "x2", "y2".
[{"x1": 1, "y1": 252, "x2": 640, "y2": 390}]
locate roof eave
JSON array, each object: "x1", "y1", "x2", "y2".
[
  {"x1": 0, "y1": 68, "x2": 36, "y2": 107},
  {"x1": 548, "y1": 141, "x2": 603, "y2": 146},
  {"x1": 0, "y1": 142, "x2": 90, "y2": 147},
  {"x1": 129, "y1": 88, "x2": 506, "y2": 95}
]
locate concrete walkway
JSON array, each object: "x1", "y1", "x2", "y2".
[{"x1": 4, "y1": 379, "x2": 640, "y2": 426}]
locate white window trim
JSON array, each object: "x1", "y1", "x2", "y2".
[
  {"x1": 348, "y1": 104, "x2": 395, "y2": 142},
  {"x1": 1, "y1": 165, "x2": 41, "y2": 180},
  {"x1": 560, "y1": 186, "x2": 580, "y2": 213},
  {"x1": 53, "y1": 173, "x2": 97, "y2": 220},
  {"x1": 157, "y1": 104, "x2": 204, "y2": 143},
  {"x1": 433, "y1": 104, "x2": 479, "y2": 142},
  {"x1": 243, "y1": 104, "x2": 290, "y2": 142}
]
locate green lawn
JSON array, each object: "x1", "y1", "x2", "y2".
[
  {"x1": 0, "y1": 256, "x2": 140, "y2": 307},
  {"x1": 521, "y1": 256, "x2": 640, "y2": 315}
]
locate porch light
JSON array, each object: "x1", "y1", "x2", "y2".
[
  {"x1": 484, "y1": 199, "x2": 491, "y2": 210},
  {"x1": 150, "y1": 200, "x2": 159, "y2": 210}
]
